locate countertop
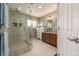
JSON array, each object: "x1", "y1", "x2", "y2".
[{"x1": 42, "y1": 32, "x2": 57, "y2": 34}]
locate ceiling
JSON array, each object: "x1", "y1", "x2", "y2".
[{"x1": 8, "y1": 3, "x2": 57, "y2": 18}]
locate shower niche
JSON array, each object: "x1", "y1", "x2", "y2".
[{"x1": 12, "y1": 23, "x2": 23, "y2": 27}]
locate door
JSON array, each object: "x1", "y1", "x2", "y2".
[
  {"x1": 0, "y1": 3, "x2": 9, "y2": 56},
  {"x1": 57, "y1": 3, "x2": 79, "y2": 56}
]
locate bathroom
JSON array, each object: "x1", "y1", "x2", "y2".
[
  {"x1": 1, "y1": 2, "x2": 79, "y2": 56},
  {"x1": 0, "y1": 3, "x2": 57, "y2": 56},
  {"x1": 8, "y1": 3, "x2": 57, "y2": 56}
]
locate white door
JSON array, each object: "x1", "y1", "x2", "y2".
[
  {"x1": 4, "y1": 4, "x2": 9, "y2": 56},
  {"x1": 57, "y1": 3, "x2": 79, "y2": 56}
]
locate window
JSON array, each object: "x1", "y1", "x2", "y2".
[
  {"x1": 32, "y1": 20, "x2": 37, "y2": 27},
  {"x1": 27, "y1": 20, "x2": 32, "y2": 27},
  {"x1": 27, "y1": 19, "x2": 37, "y2": 28}
]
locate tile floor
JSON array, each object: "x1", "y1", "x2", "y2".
[{"x1": 20, "y1": 38, "x2": 57, "y2": 56}]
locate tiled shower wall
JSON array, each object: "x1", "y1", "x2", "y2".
[{"x1": 9, "y1": 12, "x2": 38, "y2": 43}]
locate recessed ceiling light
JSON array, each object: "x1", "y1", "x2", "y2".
[{"x1": 38, "y1": 6, "x2": 42, "y2": 9}]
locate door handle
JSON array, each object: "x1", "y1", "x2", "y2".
[
  {"x1": 67, "y1": 37, "x2": 79, "y2": 43},
  {"x1": 67, "y1": 37, "x2": 75, "y2": 41}
]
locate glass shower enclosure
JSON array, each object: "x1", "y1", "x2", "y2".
[{"x1": 8, "y1": 10, "x2": 32, "y2": 56}]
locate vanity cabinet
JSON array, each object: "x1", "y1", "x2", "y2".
[
  {"x1": 42, "y1": 33, "x2": 50, "y2": 43},
  {"x1": 42, "y1": 32, "x2": 57, "y2": 47}
]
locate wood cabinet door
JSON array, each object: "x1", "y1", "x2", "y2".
[
  {"x1": 42, "y1": 33, "x2": 49, "y2": 43},
  {"x1": 50, "y1": 34, "x2": 57, "y2": 47}
]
